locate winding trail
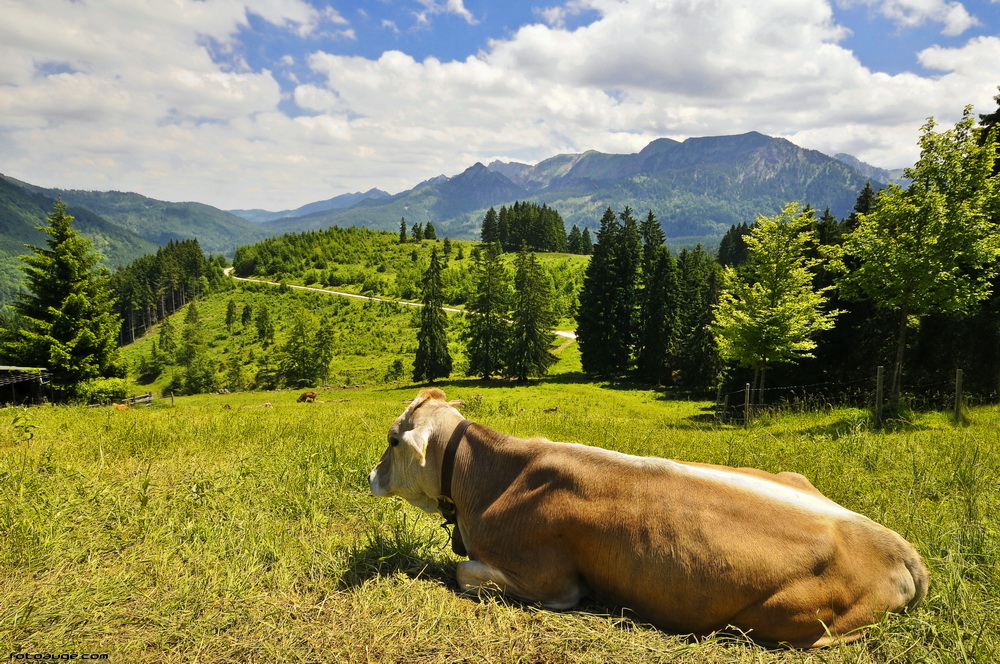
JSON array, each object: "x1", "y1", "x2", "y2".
[{"x1": 223, "y1": 267, "x2": 577, "y2": 340}]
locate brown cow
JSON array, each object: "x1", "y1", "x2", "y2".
[
  {"x1": 297, "y1": 391, "x2": 318, "y2": 403},
  {"x1": 368, "y1": 388, "x2": 928, "y2": 648}
]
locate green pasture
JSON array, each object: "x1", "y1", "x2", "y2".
[{"x1": 1, "y1": 383, "x2": 998, "y2": 662}]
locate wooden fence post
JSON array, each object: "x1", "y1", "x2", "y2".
[
  {"x1": 875, "y1": 365, "x2": 884, "y2": 425},
  {"x1": 744, "y1": 383, "x2": 751, "y2": 428},
  {"x1": 954, "y1": 368, "x2": 964, "y2": 424}
]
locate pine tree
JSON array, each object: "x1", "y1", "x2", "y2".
[
  {"x1": 567, "y1": 225, "x2": 584, "y2": 254},
  {"x1": 636, "y1": 246, "x2": 681, "y2": 384},
  {"x1": 413, "y1": 248, "x2": 452, "y2": 382},
  {"x1": 424, "y1": 221, "x2": 437, "y2": 241},
  {"x1": 465, "y1": 242, "x2": 511, "y2": 379},
  {"x1": 399, "y1": 217, "x2": 408, "y2": 243},
  {"x1": 0, "y1": 200, "x2": 124, "y2": 395},
  {"x1": 577, "y1": 207, "x2": 640, "y2": 377},
  {"x1": 225, "y1": 299, "x2": 237, "y2": 331},
  {"x1": 581, "y1": 228, "x2": 593, "y2": 255},
  {"x1": 506, "y1": 244, "x2": 557, "y2": 381},
  {"x1": 412, "y1": 223, "x2": 424, "y2": 242},
  {"x1": 481, "y1": 207, "x2": 500, "y2": 244},
  {"x1": 255, "y1": 303, "x2": 275, "y2": 345}
]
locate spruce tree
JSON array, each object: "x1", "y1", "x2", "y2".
[
  {"x1": 1, "y1": 200, "x2": 124, "y2": 395},
  {"x1": 577, "y1": 208, "x2": 620, "y2": 376},
  {"x1": 577, "y1": 207, "x2": 640, "y2": 377},
  {"x1": 506, "y1": 244, "x2": 557, "y2": 381},
  {"x1": 481, "y1": 207, "x2": 500, "y2": 244},
  {"x1": 465, "y1": 242, "x2": 511, "y2": 379},
  {"x1": 413, "y1": 248, "x2": 452, "y2": 382},
  {"x1": 636, "y1": 246, "x2": 681, "y2": 384},
  {"x1": 424, "y1": 221, "x2": 437, "y2": 241},
  {"x1": 399, "y1": 217, "x2": 408, "y2": 243}
]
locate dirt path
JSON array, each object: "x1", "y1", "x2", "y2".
[{"x1": 224, "y1": 267, "x2": 577, "y2": 340}]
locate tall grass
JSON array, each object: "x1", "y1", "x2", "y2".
[{"x1": 1, "y1": 384, "x2": 997, "y2": 662}]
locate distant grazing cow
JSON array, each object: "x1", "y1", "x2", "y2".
[
  {"x1": 297, "y1": 391, "x2": 318, "y2": 403},
  {"x1": 369, "y1": 388, "x2": 929, "y2": 648},
  {"x1": 111, "y1": 403, "x2": 130, "y2": 411}
]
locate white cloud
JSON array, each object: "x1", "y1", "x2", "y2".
[
  {"x1": 845, "y1": 0, "x2": 980, "y2": 35},
  {"x1": 0, "y1": 0, "x2": 997, "y2": 210}
]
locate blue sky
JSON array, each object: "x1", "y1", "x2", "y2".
[{"x1": 1, "y1": 0, "x2": 998, "y2": 210}]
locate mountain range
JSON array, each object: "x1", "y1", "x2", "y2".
[
  {"x1": 1, "y1": 131, "x2": 896, "y2": 305},
  {"x1": 247, "y1": 132, "x2": 886, "y2": 242}
]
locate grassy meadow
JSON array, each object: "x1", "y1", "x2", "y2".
[{"x1": 2, "y1": 378, "x2": 998, "y2": 663}]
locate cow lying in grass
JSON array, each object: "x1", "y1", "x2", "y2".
[{"x1": 368, "y1": 388, "x2": 929, "y2": 648}]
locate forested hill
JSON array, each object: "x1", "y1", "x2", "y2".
[
  {"x1": 255, "y1": 132, "x2": 882, "y2": 244},
  {"x1": 0, "y1": 175, "x2": 157, "y2": 305},
  {"x1": 5, "y1": 176, "x2": 268, "y2": 255}
]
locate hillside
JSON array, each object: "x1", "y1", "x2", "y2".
[
  {"x1": 257, "y1": 132, "x2": 880, "y2": 244},
  {"x1": 4, "y1": 177, "x2": 268, "y2": 255},
  {"x1": 0, "y1": 175, "x2": 157, "y2": 304},
  {"x1": 229, "y1": 187, "x2": 390, "y2": 223}
]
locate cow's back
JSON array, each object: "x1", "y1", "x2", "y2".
[{"x1": 457, "y1": 436, "x2": 927, "y2": 646}]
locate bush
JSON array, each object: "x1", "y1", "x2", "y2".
[{"x1": 75, "y1": 377, "x2": 130, "y2": 404}]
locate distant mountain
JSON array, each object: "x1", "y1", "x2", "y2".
[
  {"x1": 0, "y1": 175, "x2": 158, "y2": 305},
  {"x1": 7, "y1": 179, "x2": 267, "y2": 255},
  {"x1": 229, "y1": 188, "x2": 390, "y2": 223},
  {"x1": 832, "y1": 153, "x2": 907, "y2": 185},
  {"x1": 261, "y1": 132, "x2": 885, "y2": 244}
]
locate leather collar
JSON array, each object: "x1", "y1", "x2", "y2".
[{"x1": 437, "y1": 419, "x2": 471, "y2": 556}]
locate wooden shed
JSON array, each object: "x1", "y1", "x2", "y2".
[{"x1": 0, "y1": 365, "x2": 51, "y2": 405}]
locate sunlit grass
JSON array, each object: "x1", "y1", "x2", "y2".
[{"x1": 1, "y1": 385, "x2": 997, "y2": 662}]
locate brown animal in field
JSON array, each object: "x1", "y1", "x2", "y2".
[
  {"x1": 297, "y1": 391, "x2": 318, "y2": 403},
  {"x1": 111, "y1": 403, "x2": 130, "y2": 411},
  {"x1": 369, "y1": 388, "x2": 929, "y2": 648}
]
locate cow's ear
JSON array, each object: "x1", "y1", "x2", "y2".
[{"x1": 402, "y1": 427, "x2": 429, "y2": 466}]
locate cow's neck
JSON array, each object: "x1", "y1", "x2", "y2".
[{"x1": 446, "y1": 421, "x2": 534, "y2": 517}]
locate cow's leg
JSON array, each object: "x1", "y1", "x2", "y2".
[{"x1": 456, "y1": 560, "x2": 585, "y2": 610}]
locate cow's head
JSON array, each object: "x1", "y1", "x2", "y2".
[{"x1": 368, "y1": 388, "x2": 464, "y2": 513}]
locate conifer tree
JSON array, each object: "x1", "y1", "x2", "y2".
[
  {"x1": 399, "y1": 217, "x2": 408, "y2": 243},
  {"x1": 567, "y1": 225, "x2": 584, "y2": 254},
  {"x1": 424, "y1": 221, "x2": 437, "y2": 241},
  {"x1": 465, "y1": 242, "x2": 511, "y2": 378},
  {"x1": 577, "y1": 208, "x2": 620, "y2": 377},
  {"x1": 0, "y1": 200, "x2": 123, "y2": 395},
  {"x1": 636, "y1": 245, "x2": 681, "y2": 383},
  {"x1": 580, "y1": 228, "x2": 593, "y2": 255},
  {"x1": 255, "y1": 303, "x2": 275, "y2": 345},
  {"x1": 225, "y1": 299, "x2": 237, "y2": 331},
  {"x1": 506, "y1": 244, "x2": 557, "y2": 381},
  {"x1": 413, "y1": 248, "x2": 452, "y2": 382},
  {"x1": 576, "y1": 207, "x2": 640, "y2": 377},
  {"x1": 481, "y1": 207, "x2": 500, "y2": 244}
]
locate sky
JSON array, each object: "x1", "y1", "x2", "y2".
[{"x1": 1, "y1": 0, "x2": 999, "y2": 212}]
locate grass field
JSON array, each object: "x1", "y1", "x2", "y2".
[{"x1": 2, "y1": 380, "x2": 998, "y2": 663}]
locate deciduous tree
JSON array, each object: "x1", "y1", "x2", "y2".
[
  {"x1": 840, "y1": 108, "x2": 1000, "y2": 404},
  {"x1": 713, "y1": 203, "x2": 839, "y2": 397}
]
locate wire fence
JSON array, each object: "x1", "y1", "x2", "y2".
[{"x1": 714, "y1": 367, "x2": 997, "y2": 425}]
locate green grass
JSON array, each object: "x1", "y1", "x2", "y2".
[{"x1": 2, "y1": 384, "x2": 998, "y2": 662}]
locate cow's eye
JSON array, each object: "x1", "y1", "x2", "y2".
[{"x1": 389, "y1": 435, "x2": 400, "y2": 447}]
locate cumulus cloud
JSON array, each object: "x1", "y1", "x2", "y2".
[
  {"x1": 0, "y1": 0, "x2": 997, "y2": 209},
  {"x1": 843, "y1": 0, "x2": 980, "y2": 35}
]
